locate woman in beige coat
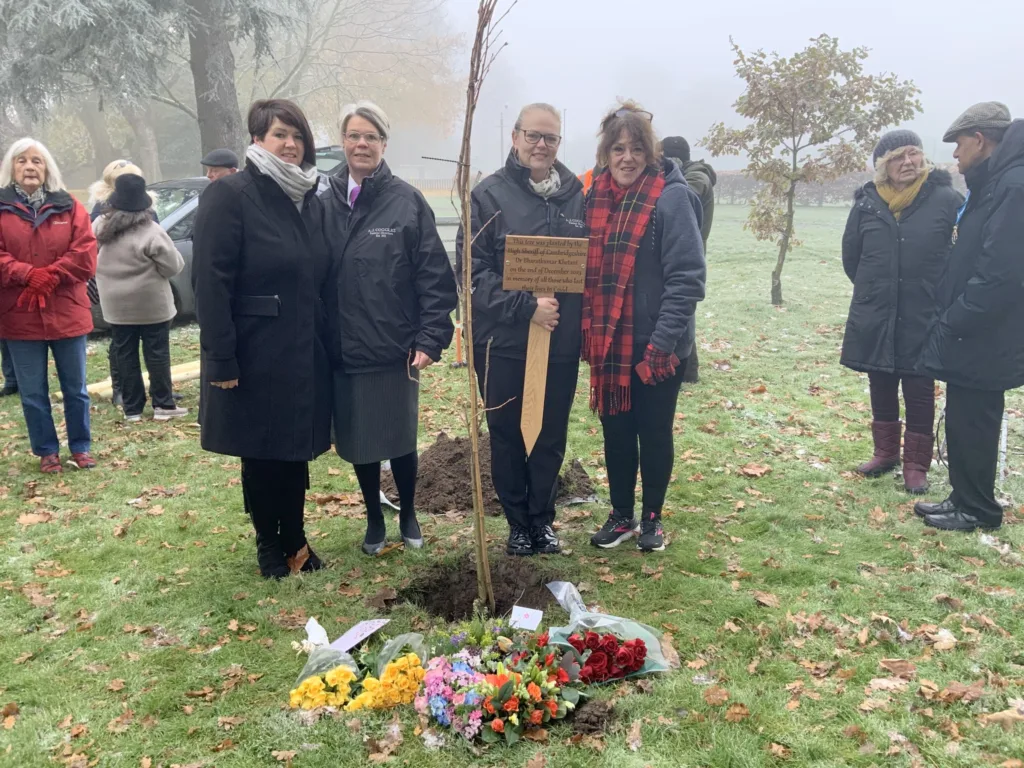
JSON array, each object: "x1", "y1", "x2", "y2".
[{"x1": 94, "y1": 174, "x2": 185, "y2": 423}]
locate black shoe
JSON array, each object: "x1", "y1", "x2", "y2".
[
  {"x1": 530, "y1": 525, "x2": 561, "y2": 555},
  {"x1": 591, "y1": 510, "x2": 639, "y2": 549},
  {"x1": 172, "y1": 392, "x2": 184, "y2": 402},
  {"x1": 506, "y1": 525, "x2": 534, "y2": 556},
  {"x1": 914, "y1": 497, "x2": 956, "y2": 518},
  {"x1": 300, "y1": 547, "x2": 325, "y2": 572},
  {"x1": 400, "y1": 514, "x2": 424, "y2": 550},
  {"x1": 924, "y1": 510, "x2": 1001, "y2": 532},
  {"x1": 637, "y1": 511, "x2": 665, "y2": 553},
  {"x1": 0, "y1": 384, "x2": 17, "y2": 397}
]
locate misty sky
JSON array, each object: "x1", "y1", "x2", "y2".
[{"x1": 435, "y1": 0, "x2": 1023, "y2": 175}]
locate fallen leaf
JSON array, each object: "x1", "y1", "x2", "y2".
[
  {"x1": 70, "y1": 724, "x2": 88, "y2": 739},
  {"x1": 880, "y1": 659, "x2": 916, "y2": 680},
  {"x1": 211, "y1": 738, "x2": 235, "y2": 752},
  {"x1": 365, "y1": 587, "x2": 398, "y2": 611},
  {"x1": 842, "y1": 725, "x2": 868, "y2": 744},
  {"x1": 928, "y1": 628, "x2": 958, "y2": 651},
  {"x1": 725, "y1": 703, "x2": 750, "y2": 722},
  {"x1": 13, "y1": 652, "x2": 33, "y2": 665},
  {"x1": 17, "y1": 511, "x2": 52, "y2": 527},
  {"x1": 108, "y1": 679, "x2": 126, "y2": 692},
  {"x1": 626, "y1": 719, "x2": 642, "y2": 752},
  {"x1": 868, "y1": 506, "x2": 888, "y2": 526},
  {"x1": 961, "y1": 556, "x2": 986, "y2": 569},
  {"x1": 218, "y1": 716, "x2": 245, "y2": 730},
  {"x1": 525, "y1": 754, "x2": 547, "y2": 768},
  {"x1": 366, "y1": 715, "x2": 404, "y2": 763},
  {"x1": 523, "y1": 728, "x2": 548, "y2": 743},
  {"x1": 107, "y1": 708, "x2": 134, "y2": 734},
  {"x1": 752, "y1": 591, "x2": 780, "y2": 609},
  {"x1": 868, "y1": 678, "x2": 908, "y2": 694},
  {"x1": 740, "y1": 463, "x2": 772, "y2": 478},
  {"x1": 287, "y1": 545, "x2": 310, "y2": 575},
  {"x1": 769, "y1": 742, "x2": 793, "y2": 759},
  {"x1": 980, "y1": 708, "x2": 1024, "y2": 730},
  {"x1": 2, "y1": 703, "x2": 18, "y2": 718},
  {"x1": 686, "y1": 658, "x2": 707, "y2": 670},
  {"x1": 660, "y1": 632, "x2": 681, "y2": 670},
  {"x1": 723, "y1": 620, "x2": 741, "y2": 634},
  {"x1": 704, "y1": 686, "x2": 730, "y2": 707},
  {"x1": 141, "y1": 758, "x2": 153, "y2": 768},
  {"x1": 933, "y1": 593, "x2": 964, "y2": 611},
  {"x1": 858, "y1": 698, "x2": 890, "y2": 712},
  {"x1": 272, "y1": 751, "x2": 298, "y2": 765}
]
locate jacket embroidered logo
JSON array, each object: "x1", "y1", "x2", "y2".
[{"x1": 367, "y1": 227, "x2": 397, "y2": 239}]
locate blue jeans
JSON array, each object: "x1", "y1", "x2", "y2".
[
  {"x1": 1, "y1": 339, "x2": 15, "y2": 388},
  {"x1": 6, "y1": 336, "x2": 91, "y2": 456}
]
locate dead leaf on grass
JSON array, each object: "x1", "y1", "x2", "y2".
[
  {"x1": 753, "y1": 591, "x2": 780, "y2": 608},
  {"x1": 107, "y1": 679, "x2": 126, "y2": 692},
  {"x1": 272, "y1": 750, "x2": 298, "y2": 765},
  {"x1": 525, "y1": 754, "x2": 547, "y2": 768},
  {"x1": 626, "y1": 719, "x2": 642, "y2": 752},
  {"x1": 704, "y1": 686, "x2": 729, "y2": 707},
  {"x1": 218, "y1": 716, "x2": 245, "y2": 730},
  {"x1": 880, "y1": 659, "x2": 916, "y2": 680},
  {"x1": 366, "y1": 716, "x2": 404, "y2": 763},
  {"x1": 769, "y1": 742, "x2": 793, "y2": 759},
  {"x1": 740, "y1": 463, "x2": 772, "y2": 478},
  {"x1": 365, "y1": 587, "x2": 398, "y2": 611},
  {"x1": 725, "y1": 703, "x2": 750, "y2": 722},
  {"x1": 868, "y1": 678, "x2": 908, "y2": 694},
  {"x1": 287, "y1": 545, "x2": 310, "y2": 575},
  {"x1": 660, "y1": 632, "x2": 681, "y2": 670},
  {"x1": 17, "y1": 511, "x2": 52, "y2": 527}
]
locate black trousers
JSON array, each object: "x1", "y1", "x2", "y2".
[
  {"x1": 241, "y1": 458, "x2": 310, "y2": 556},
  {"x1": 869, "y1": 372, "x2": 935, "y2": 434},
  {"x1": 108, "y1": 339, "x2": 122, "y2": 396},
  {"x1": 474, "y1": 353, "x2": 579, "y2": 529},
  {"x1": 946, "y1": 384, "x2": 1004, "y2": 524},
  {"x1": 110, "y1": 322, "x2": 174, "y2": 416},
  {"x1": 600, "y1": 357, "x2": 686, "y2": 516},
  {"x1": 0, "y1": 339, "x2": 15, "y2": 387}
]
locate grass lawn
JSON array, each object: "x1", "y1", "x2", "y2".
[{"x1": 2, "y1": 204, "x2": 1023, "y2": 767}]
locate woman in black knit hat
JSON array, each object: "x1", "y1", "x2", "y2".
[{"x1": 840, "y1": 129, "x2": 963, "y2": 495}]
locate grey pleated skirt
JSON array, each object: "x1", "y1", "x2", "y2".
[{"x1": 333, "y1": 367, "x2": 419, "y2": 465}]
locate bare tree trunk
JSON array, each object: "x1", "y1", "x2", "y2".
[
  {"x1": 78, "y1": 99, "x2": 120, "y2": 178},
  {"x1": 186, "y1": 0, "x2": 246, "y2": 157},
  {"x1": 123, "y1": 102, "x2": 164, "y2": 182},
  {"x1": 771, "y1": 179, "x2": 797, "y2": 306}
]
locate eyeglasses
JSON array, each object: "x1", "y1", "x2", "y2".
[
  {"x1": 615, "y1": 108, "x2": 654, "y2": 121},
  {"x1": 344, "y1": 131, "x2": 383, "y2": 145},
  {"x1": 519, "y1": 130, "x2": 562, "y2": 147}
]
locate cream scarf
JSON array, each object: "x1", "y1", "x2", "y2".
[{"x1": 245, "y1": 144, "x2": 318, "y2": 208}]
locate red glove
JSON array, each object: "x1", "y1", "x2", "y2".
[
  {"x1": 27, "y1": 267, "x2": 60, "y2": 295},
  {"x1": 635, "y1": 344, "x2": 680, "y2": 386},
  {"x1": 16, "y1": 287, "x2": 46, "y2": 311}
]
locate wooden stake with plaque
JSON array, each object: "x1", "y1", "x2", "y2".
[{"x1": 502, "y1": 235, "x2": 588, "y2": 455}]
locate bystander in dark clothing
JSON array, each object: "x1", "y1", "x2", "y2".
[
  {"x1": 916, "y1": 103, "x2": 1024, "y2": 531},
  {"x1": 662, "y1": 136, "x2": 716, "y2": 384},
  {"x1": 841, "y1": 130, "x2": 961, "y2": 495}
]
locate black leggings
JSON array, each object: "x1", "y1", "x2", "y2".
[
  {"x1": 868, "y1": 372, "x2": 934, "y2": 435},
  {"x1": 600, "y1": 360, "x2": 686, "y2": 515},
  {"x1": 353, "y1": 452, "x2": 418, "y2": 541}
]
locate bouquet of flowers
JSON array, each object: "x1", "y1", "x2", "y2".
[
  {"x1": 414, "y1": 651, "x2": 488, "y2": 741},
  {"x1": 566, "y1": 631, "x2": 646, "y2": 684},
  {"x1": 289, "y1": 664, "x2": 359, "y2": 710},
  {"x1": 346, "y1": 652, "x2": 425, "y2": 712},
  {"x1": 418, "y1": 632, "x2": 581, "y2": 745}
]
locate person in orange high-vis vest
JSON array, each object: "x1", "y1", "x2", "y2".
[{"x1": 579, "y1": 167, "x2": 595, "y2": 195}]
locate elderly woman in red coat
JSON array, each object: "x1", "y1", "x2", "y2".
[{"x1": 0, "y1": 138, "x2": 97, "y2": 474}]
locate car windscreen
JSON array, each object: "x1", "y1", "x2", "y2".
[
  {"x1": 315, "y1": 149, "x2": 346, "y2": 174},
  {"x1": 150, "y1": 186, "x2": 203, "y2": 223}
]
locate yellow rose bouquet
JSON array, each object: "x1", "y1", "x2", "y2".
[
  {"x1": 289, "y1": 664, "x2": 359, "y2": 710},
  {"x1": 345, "y1": 653, "x2": 426, "y2": 712}
]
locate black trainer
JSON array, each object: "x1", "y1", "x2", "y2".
[
  {"x1": 530, "y1": 525, "x2": 561, "y2": 555},
  {"x1": 591, "y1": 510, "x2": 639, "y2": 549},
  {"x1": 506, "y1": 525, "x2": 533, "y2": 556},
  {"x1": 914, "y1": 497, "x2": 956, "y2": 518},
  {"x1": 0, "y1": 384, "x2": 17, "y2": 397},
  {"x1": 301, "y1": 547, "x2": 325, "y2": 572},
  {"x1": 637, "y1": 511, "x2": 665, "y2": 553}
]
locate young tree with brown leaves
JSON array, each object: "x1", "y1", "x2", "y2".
[{"x1": 704, "y1": 34, "x2": 921, "y2": 305}]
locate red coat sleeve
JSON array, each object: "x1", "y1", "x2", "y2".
[
  {"x1": 49, "y1": 201, "x2": 97, "y2": 284},
  {"x1": 0, "y1": 215, "x2": 33, "y2": 287}
]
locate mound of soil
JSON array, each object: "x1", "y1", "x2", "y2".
[
  {"x1": 382, "y1": 432, "x2": 597, "y2": 515},
  {"x1": 572, "y1": 699, "x2": 616, "y2": 735},
  {"x1": 397, "y1": 550, "x2": 568, "y2": 622}
]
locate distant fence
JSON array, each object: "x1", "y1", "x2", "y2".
[{"x1": 410, "y1": 178, "x2": 457, "y2": 193}]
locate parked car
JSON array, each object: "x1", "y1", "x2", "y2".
[{"x1": 91, "y1": 177, "x2": 209, "y2": 331}]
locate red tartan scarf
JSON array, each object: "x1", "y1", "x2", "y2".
[{"x1": 582, "y1": 166, "x2": 665, "y2": 415}]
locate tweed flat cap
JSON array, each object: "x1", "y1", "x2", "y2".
[
  {"x1": 943, "y1": 102, "x2": 1012, "y2": 142},
  {"x1": 200, "y1": 148, "x2": 239, "y2": 168}
]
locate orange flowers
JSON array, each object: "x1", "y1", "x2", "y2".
[
  {"x1": 527, "y1": 683, "x2": 542, "y2": 703},
  {"x1": 530, "y1": 709, "x2": 544, "y2": 726},
  {"x1": 503, "y1": 696, "x2": 520, "y2": 713},
  {"x1": 491, "y1": 718, "x2": 505, "y2": 734}
]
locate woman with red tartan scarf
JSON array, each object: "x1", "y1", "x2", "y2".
[{"x1": 584, "y1": 103, "x2": 706, "y2": 553}]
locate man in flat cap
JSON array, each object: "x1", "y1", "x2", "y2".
[
  {"x1": 201, "y1": 149, "x2": 239, "y2": 182},
  {"x1": 917, "y1": 102, "x2": 1024, "y2": 531}
]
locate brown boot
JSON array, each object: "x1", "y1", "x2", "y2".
[
  {"x1": 856, "y1": 421, "x2": 901, "y2": 477},
  {"x1": 902, "y1": 431, "x2": 934, "y2": 495}
]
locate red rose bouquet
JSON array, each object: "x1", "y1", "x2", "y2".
[{"x1": 566, "y1": 632, "x2": 646, "y2": 684}]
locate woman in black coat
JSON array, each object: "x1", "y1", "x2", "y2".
[
  {"x1": 584, "y1": 103, "x2": 706, "y2": 554},
  {"x1": 193, "y1": 99, "x2": 332, "y2": 579},
  {"x1": 322, "y1": 101, "x2": 457, "y2": 556},
  {"x1": 840, "y1": 130, "x2": 962, "y2": 495}
]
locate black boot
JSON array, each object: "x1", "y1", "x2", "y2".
[{"x1": 242, "y1": 463, "x2": 288, "y2": 579}]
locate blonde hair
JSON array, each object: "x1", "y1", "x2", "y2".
[
  {"x1": 873, "y1": 147, "x2": 932, "y2": 187},
  {"x1": 514, "y1": 103, "x2": 561, "y2": 131},
  {"x1": 0, "y1": 138, "x2": 65, "y2": 192},
  {"x1": 88, "y1": 159, "x2": 144, "y2": 207},
  {"x1": 340, "y1": 101, "x2": 391, "y2": 141}
]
